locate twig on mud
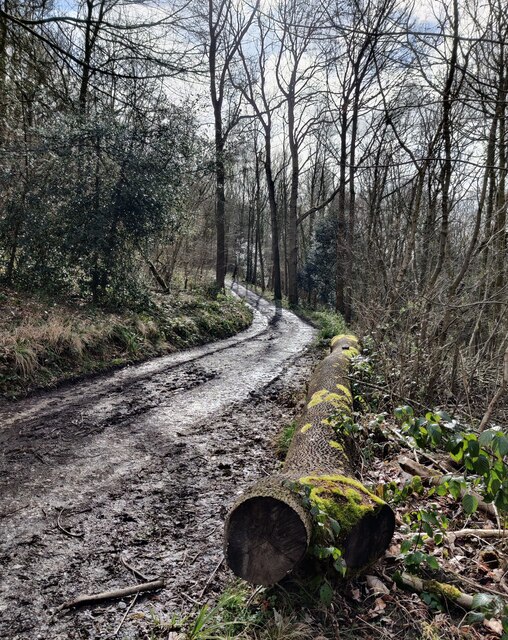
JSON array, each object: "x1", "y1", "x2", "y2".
[
  {"x1": 120, "y1": 554, "x2": 151, "y2": 582},
  {"x1": 198, "y1": 556, "x2": 224, "y2": 599},
  {"x1": 181, "y1": 592, "x2": 201, "y2": 606},
  {"x1": 113, "y1": 593, "x2": 138, "y2": 637},
  {"x1": 0, "y1": 504, "x2": 29, "y2": 518},
  {"x1": 53, "y1": 578, "x2": 165, "y2": 615},
  {"x1": 8, "y1": 447, "x2": 48, "y2": 464},
  {"x1": 57, "y1": 508, "x2": 84, "y2": 539}
]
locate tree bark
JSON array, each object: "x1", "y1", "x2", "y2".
[
  {"x1": 224, "y1": 335, "x2": 395, "y2": 585},
  {"x1": 265, "y1": 140, "x2": 282, "y2": 301},
  {"x1": 287, "y1": 85, "x2": 299, "y2": 306}
]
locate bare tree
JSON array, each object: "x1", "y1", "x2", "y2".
[
  {"x1": 203, "y1": 0, "x2": 259, "y2": 289},
  {"x1": 273, "y1": 0, "x2": 327, "y2": 305}
]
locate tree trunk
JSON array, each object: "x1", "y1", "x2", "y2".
[
  {"x1": 493, "y1": 58, "x2": 507, "y2": 316},
  {"x1": 287, "y1": 136, "x2": 299, "y2": 305},
  {"x1": 224, "y1": 335, "x2": 395, "y2": 585},
  {"x1": 335, "y1": 105, "x2": 348, "y2": 316},
  {"x1": 0, "y1": 0, "x2": 8, "y2": 143},
  {"x1": 265, "y1": 139, "x2": 282, "y2": 301},
  {"x1": 215, "y1": 135, "x2": 226, "y2": 290}
]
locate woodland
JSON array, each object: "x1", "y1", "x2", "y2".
[
  {"x1": 1, "y1": 0, "x2": 507, "y2": 407},
  {"x1": 0, "y1": 0, "x2": 507, "y2": 639}
]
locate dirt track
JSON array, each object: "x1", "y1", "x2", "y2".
[{"x1": 0, "y1": 285, "x2": 317, "y2": 639}]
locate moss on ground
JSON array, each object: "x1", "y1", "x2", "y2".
[
  {"x1": 0, "y1": 285, "x2": 252, "y2": 399},
  {"x1": 275, "y1": 421, "x2": 298, "y2": 459}
]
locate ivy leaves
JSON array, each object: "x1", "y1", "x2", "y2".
[
  {"x1": 394, "y1": 406, "x2": 508, "y2": 516},
  {"x1": 286, "y1": 480, "x2": 347, "y2": 579}
]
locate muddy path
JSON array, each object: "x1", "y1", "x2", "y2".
[{"x1": 0, "y1": 285, "x2": 317, "y2": 639}]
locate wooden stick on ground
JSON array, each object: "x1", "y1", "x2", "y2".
[
  {"x1": 113, "y1": 593, "x2": 138, "y2": 637},
  {"x1": 199, "y1": 556, "x2": 224, "y2": 599},
  {"x1": 57, "y1": 508, "x2": 84, "y2": 539},
  {"x1": 396, "y1": 572, "x2": 474, "y2": 608},
  {"x1": 445, "y1": 570, "x2": 508, "y2": 600},
  {"x1": 54, "y1": 579, "x2": 165, "y2": 614},
  {"x1": 120, "y1": 554, "x2": 151, "y2": 582},
  {"x1": 449, "y1": 528, "x2": 507, "y2": 541}
]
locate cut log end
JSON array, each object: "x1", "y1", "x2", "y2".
[
  {"x1": 343, "y1": 503, "x2": 396, "y2": 570},
  {"x1": 225, "y1": 496, "x2": 309, "y2": 586}
]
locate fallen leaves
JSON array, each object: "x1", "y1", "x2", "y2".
[{"x1": 366, "y1": 575, "x2": 390, "y2": 596}]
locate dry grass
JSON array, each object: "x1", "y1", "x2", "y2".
[{"x1": 0, "y1": 285, "x2": 252, "y2": 398}]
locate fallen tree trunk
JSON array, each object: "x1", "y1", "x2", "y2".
[{"x1": 224, "y1": 335, "x2": 395, "y2": 585}]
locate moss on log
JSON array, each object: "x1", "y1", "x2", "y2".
[{"x1": 224, "y1": 335, "x2": 395, "y2": 586}]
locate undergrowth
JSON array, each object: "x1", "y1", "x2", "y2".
[
  {"x1": 274, "y1": 421, "x2": 297, "y2": 459},
  {"x1": 302, "y1": 308, "x2": 347, "y2": 343}
]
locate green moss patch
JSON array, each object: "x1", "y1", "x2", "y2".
[
  {"x1": 276, "y1": 422, "x2": 297, "y2": 459},
  {"x1": 307, "y1": 389, "x2": 352, "y2": 411},
  {"x1": 330, "y1": 334, "x2": 359, "y2": 348},
  {"x1": 299, "y1": 474, "x2": 385, "y2": 535}
]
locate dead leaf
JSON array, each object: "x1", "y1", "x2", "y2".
[
  {"x1": 367, "y1": 597, "x2": 387, "y2": 618},
  {"x1": 483, "y1": 618, "x2": 503, "y2": 636},
  {"x1": 351, "y1": 587, "x2": 361, "y2": 601},
  {"x1": 366, "y1": 575, "x2": 389, "y2": 595},
  {"x1": 130, "y1": 612, "x2": 146, "y2": 620}
]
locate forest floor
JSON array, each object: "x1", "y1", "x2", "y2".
[
  {"x1": 0, "y1": 284, "x2": 252, "y2": 400},
  {"x1": 1, "y1": 286, "x2": 506, "y2": 640}
]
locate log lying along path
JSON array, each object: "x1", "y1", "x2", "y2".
[
  {"x1": 225, "y1": 335, "x2": 395, "y2": 585},
  {"x1": 0, "y1": 285, "x2": 315, "y2": 640}
]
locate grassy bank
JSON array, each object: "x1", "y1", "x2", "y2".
[{"x1": 0, "y1": 286, "x2": 252, "y2": 399}]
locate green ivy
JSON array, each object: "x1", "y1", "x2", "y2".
[
  {"x1": 286, "y1": 481, "x2": 347, "y2": 579},
  {"x1": 394, "y1": 405, "x2": 508, "y2": 517}
]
